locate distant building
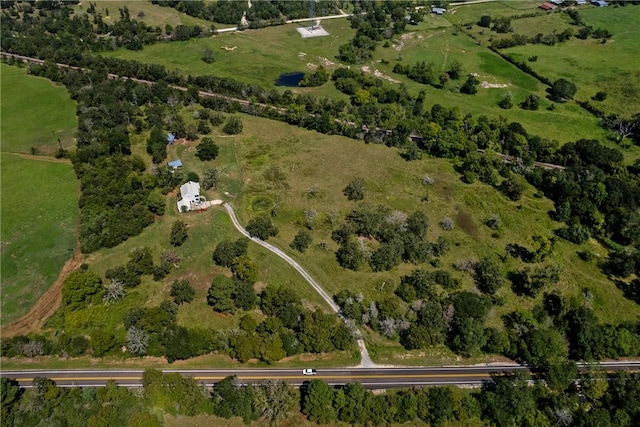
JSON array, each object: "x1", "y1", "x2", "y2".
[
  {"x1": 575, "y1": 0, "x2": 587, "y2": 4},
  {"x1": 550, "y1": 0, "x2": 563, "y2": 4},
  {"x1": 591, "y1": 0, "x2": 608, "y2": 6},
  {"x1": 167, "y1": 159, "x2": 182, "y2": 170},
  {"x1": 166, "y1": 133, "x2": 176, "y2": 144},
  {"x1": 177, "y1": 181, "x2": 204, "y2": 212},
  {"x1": 539, "y1": 2, "x2": 558, "y2": 10},
  {"x1": 431, "y1": 6, "x2": 446, "y2": 15}
]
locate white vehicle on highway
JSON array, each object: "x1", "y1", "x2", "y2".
[{"x1": 302, "y1": 368, "x2": 317, "y2": 376}]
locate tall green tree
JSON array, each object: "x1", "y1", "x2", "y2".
[
  {"x1": 207, "y1": 275, "x2": 236, "y2": 314},
  {"x1": 302, "y1": 380, "x2": 336, "y2": 424},
  {"x1": 170, "y1": 279, "x2": 195, "y2": 305},
  {"x1": 170, "y1": 220, "x2": 188, "y2": 247}
]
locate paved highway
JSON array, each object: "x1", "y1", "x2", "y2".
[{"x1": 2, "y1": 362, "x2": 639, "y2": 389}]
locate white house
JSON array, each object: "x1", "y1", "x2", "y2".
[{"x1": 177, "y1": 181, "x2": 204, "y2": 212}]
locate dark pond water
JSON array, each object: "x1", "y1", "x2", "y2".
[{"x1": 275, "y1": 72, "x2": 305, "y2": 87}]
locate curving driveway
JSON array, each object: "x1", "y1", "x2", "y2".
[{"x1": 223, "y1": 203, "x2": 375, "y2": 368}]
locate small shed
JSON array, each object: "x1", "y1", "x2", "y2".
[
  {"x1": 550, "y1": 0, "x2": 563, "y2": 5},
  {"x1": 576, "y1": 0, "x2": 586, "y2": 4},
  {"x1": 167, "y1": 159, "x2": 183, "y2": 170},
  {"x1": 431, "y1": 6, "x2": 446, "y2": 15},
  {"x1": 591, "y1": 0, "x2": 608, "y2": 6},
  {"x1": 539, "y1": 2, "x2": 557, "y2": 10},
  {"x1": 177, "y1": 181, "x2": 204, "y2": 212},
  {"x1": 166, "y1": 133, "x2": 176, "y2": 144}
]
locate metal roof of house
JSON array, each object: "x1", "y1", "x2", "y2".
[
  {"x1": 180, "y1": 181, "x2": 200, "y2": 199},
  {"x1": 166, "y1": 133, "x2": 176, "y2": 143},
  {"x1": 168, "y1": 159, "x2": 183, "y2": 168}
]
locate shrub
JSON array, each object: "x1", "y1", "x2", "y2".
[
  {"x1": 223, "y1": 116, "x2": 243, "y2": 135},
  {"x1": 439, "y1": 217, "x2": 454, "y2": 231}
]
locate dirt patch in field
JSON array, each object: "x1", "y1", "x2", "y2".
[{"x1": 456, "y1": 209, "x2": 480, "y2": 239}]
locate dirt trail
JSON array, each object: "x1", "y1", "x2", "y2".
[{"x1": 1, "y1": 184, "x2": 83, "y2": 338}]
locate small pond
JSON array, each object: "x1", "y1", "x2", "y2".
[{"x1": 275, "y1": 72, "x2": 305, "y2": 87}]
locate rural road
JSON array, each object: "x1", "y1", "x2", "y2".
[
  {"x1": 3, "y1": 361, "x2": 639, "y2": 389},
  {"x1": 222, "y1": 203, "x2": 375, "y2": 368}
]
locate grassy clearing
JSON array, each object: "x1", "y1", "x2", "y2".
[
  {"x1": 0, "y1": 63, "x2": 77, "y2": 153},
  {"x1": 375, "y1": 27, "x2": 606, "y2": 143},
  {"x1": 71, "y1": 1, "x2": 219, "y2": 29},
  {"x1": 104, "y1": 18, "x2": 356, "y2": 88},
  {"x1": 225, "y1": 114, "x2": 640, "y2": 336},
  {"x1": 504, "y1": 5, "x2": 640, "y2": 116},
  {"x1": 446, "y1": 0, "x2": 543, "y2": 26},
  {"x1": 0, "y1": 154, "x2": 77, "y2": 325}
]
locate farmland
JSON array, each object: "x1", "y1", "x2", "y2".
[
  {"x1": 101, "y1": 5, "x2": 635, "y2": 148},
  {"x1": 0, "y1": 65, "x2": 79, "y2": 325},
  {"x1": 503, "y1": 5, "x2": 640, "y2": 116},
  {"x1": 0, "y1": 64, "x2": 77, "y2": 154}
]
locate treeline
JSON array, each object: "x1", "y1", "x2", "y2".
[
  {"x1": 3, "y1": 370, "x2": 640, "y2": 426},
  {"x1": 154, "y1": 0, "x2": 340, "y2": 26}
]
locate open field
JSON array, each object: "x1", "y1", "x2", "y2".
[
  {"x1": 445, "y1": 0, "x2": 544, "y2": 25},
  {"x1": 0, "y1": 63, "x2": 77, "y2": 154},
  {"x1": 71, "y1": 0, "x2": 221, "y2": 29},
  {"x1": 1, "y1": 64, "x2": 80, "y2": 326},
  {"x1": 374, "y1": 27, "x2": 608, "y2": 144},
  {"x1": 504, "y1": 5, "x2": 640, "y2": 116},
  {"x1": 0, "y1": 154, "x2": 78, "y2": 325},
  {"x1": 226, "y1": 114, "x2": 640, "y2": 336},
  {"x1": 103, "y1": 12, "x2": 623, "y2": 147},
  {"x1": 104, "y1": 18, "x2": 356, "y2": 88}
]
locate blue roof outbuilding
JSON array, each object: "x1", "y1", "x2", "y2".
[
  {"x1": 431, "y1": 6, "x2": 446, "y2": 15},
  {"x1": 167, "y1": 133, "x2": 176, "y2": 144},
  {"x1": 591, "y1": 0, "x2": 608, "y2": 6},
  {"x1": 168, "y1": 159, "x2": 183, "y2": 169}
]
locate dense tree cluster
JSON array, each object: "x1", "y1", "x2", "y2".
[
  {"x1": 4, "y1": 365, "x2": 640, "y2": 426},
  {"x1": 332, "y1": 204, "x2": 441, "y2": 271}
]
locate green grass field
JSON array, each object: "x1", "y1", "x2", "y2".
[
  {"x1": 0, "y1": 154, "x2": 78, "y2": 325},
  {"x1": 446, "y1": 0, "x2": 544, "y2": 25},
  {"x1": 225, "y1": 114, "x2": 640, "y2": 336},
  {"x1": 0, "y1": 64, "x2": 80, "y2": 325},
  {"x1": 0, "y1": 64, "x2": 77, "y2": 153},
  {"x1": 104, "y1": 18, "x2": 356, "y2": 88},
  {"x1": 103, "y1": 11, "x2": 618, "y2": 146},
  {"x1": 375, "y1": 27, "x2": 607, "y2": 144},
  {"x1": 71, "y1": 0, "x2": 221, "y2": 29},
  {"x1": 503, "y1": 5, "x2": 640, "y2": 116}
]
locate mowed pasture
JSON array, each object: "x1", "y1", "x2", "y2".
[
  {"x1": 0, "y1": 64, "x2": 79, "y2": 325},
  {"x1": 503, "y1": 6, "x2": 640, "y2": 116},
  {"x1": 104, "y1": 18, "x2": 356, "y2": 88},
  {"x1": 0, "y1": 154, "x2": 78, "y2": 325},
  {"x1": 445, "y1": 0, "x2": 543, "y2": 25},
  {"x1": 374, "y1": 27, "x2": 607, "y2": 144},
  {"x1": 0, "y1": 64, "x2": 77, "y2": 153}
]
